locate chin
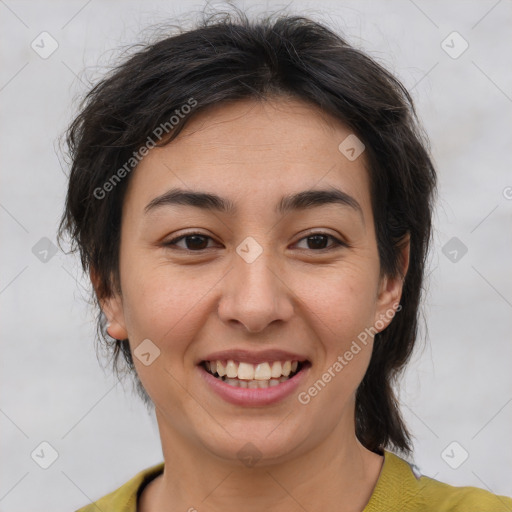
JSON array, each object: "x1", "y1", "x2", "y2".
[{"x1": 194, "y1": 417, "x2": 313, "y2": 467}]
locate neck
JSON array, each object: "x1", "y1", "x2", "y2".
[{"x1": 140, "y1": 409, "x2": 384, "y2": 512}]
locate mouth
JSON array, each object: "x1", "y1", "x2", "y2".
[{"x1": 199, "y1": 359, "x2": 310, "y2": 389}]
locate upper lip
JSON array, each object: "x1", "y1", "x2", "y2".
[{"x1": 198, "y1": 349, "x2": 310, "y2": 365}]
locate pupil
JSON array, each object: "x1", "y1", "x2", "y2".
[
  {"x1": 186, "y1": 235, "x2": 208, "y2": 250},
  {"x1": 308, "y1": 235, "x2": 328, "y2": 250}
]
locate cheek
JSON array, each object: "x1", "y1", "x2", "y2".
[
  {"x1": 120, "y1": 259, "x2": 219, "y2": 348},
  {"x1": 294, "y1": 264, "x2": 379, "y2": 343},
  {"x1": 118, "y1": 262, "x2": 219, "y2": 406},
  {"x1": 293, "y1": 264, "x2": 379, "y2": 387},
  {"x1": 292, "y1": 267, "x2": 379, "y2": 419}
]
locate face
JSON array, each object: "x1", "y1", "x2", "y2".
[{"x1": 101, "y1": 98, "x2": 407, "y2": 464}]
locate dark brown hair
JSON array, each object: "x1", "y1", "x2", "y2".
[{"x1": 58, "y1": 10, "x2": 436, "y2": 456}]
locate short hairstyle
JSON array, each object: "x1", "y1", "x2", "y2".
[{"x1": 59, "y1": 10, "x2": 436, "y2": 456}]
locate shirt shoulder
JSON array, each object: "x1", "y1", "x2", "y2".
[
  {"x1": 74, "y1": 461, "x2": 165, "y2": 512},
  {"x1": 364, "y1": 450, "x2": 512, "y2": 512},
  {"x1": 420, "y1": 475, "x2": 512, "y2": 511}
]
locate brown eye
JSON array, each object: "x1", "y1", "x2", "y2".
[
  {"x1": 306, "y1": 235, "x2": 329, "y2": 250},
  {"x1": 165, "y1": 234, "x2": 214, "y2": 251},
  {"x1": 295, "y1": 233, "x2": 346, "y2": 251},
  {"x1": 184, "y1": 235, "x2": 210, "y2": 250}
]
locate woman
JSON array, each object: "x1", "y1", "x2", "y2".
[{"x1": 60, "y1": 10, "x2": 512, "y2": 512}]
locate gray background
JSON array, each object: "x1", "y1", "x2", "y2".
[{"x1": 1, "y1": 0, "x2": 511, "y2": 510}]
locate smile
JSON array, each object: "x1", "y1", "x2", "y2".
[
  {"x1": 198, "y1": 358, "x2": 311, "y2": 406},
  {"x1": 202, "y1": 359, "x2": 305, "y2": 388}
]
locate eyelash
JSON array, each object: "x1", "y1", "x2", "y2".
[{"x1": 163, "y1": 232, "x2": 347, "y2": 253}]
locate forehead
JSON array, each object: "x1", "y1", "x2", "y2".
[{"x1": 124, "y1": 98, "x2": 371, "y2": 215}]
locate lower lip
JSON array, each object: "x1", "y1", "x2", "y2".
[{"x1": 198, "y1": 364, "x2": 310, "y2": 406}]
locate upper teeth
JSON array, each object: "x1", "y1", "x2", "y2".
[{"x1": 206, "y1": 360, "x2": 299, "y2": 380}]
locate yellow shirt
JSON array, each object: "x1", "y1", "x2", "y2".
[{"x1": 74, "y1": 450, "x2": 512, "y2": 511}]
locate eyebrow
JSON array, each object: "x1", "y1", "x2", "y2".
[{"x1": 144, "y1": 186, "x2": 363, "y2": 220}]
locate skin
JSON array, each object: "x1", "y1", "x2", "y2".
[{"x1": 97, "y1": 98, "x2": 409, "y2": 512}]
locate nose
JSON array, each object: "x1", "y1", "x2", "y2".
[{"x1": 217, "y1": 248, "x2": 294, "y2": 334}]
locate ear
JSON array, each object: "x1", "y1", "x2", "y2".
[
  {"x1": 374, "y1": 234, "x2": 410, "y2": 331},
  {"x1": 90, "y1": 267, "x2": 128, "y2": 340}
]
